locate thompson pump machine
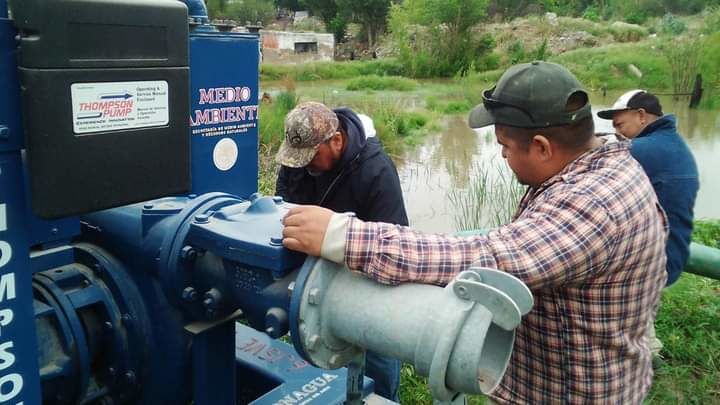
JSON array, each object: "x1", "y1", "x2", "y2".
[{"x1": 0, "y1": 0, "x2": 534, "y2": 404}]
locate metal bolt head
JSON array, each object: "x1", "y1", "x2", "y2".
[
  {"x1": 203, "y1": 297, "x2": 214, "y2": 307},
  {"x1": 180, "y1": 245, "x2": 197, "y2": 261},
  {"x1": 104, "y1": 321, "x2": 113, "y2": 331},
  {"x1": 143, "y1": 203, "x2": 154, "y2": 210},
  {"x1": 307, "y1": 335, "x2": 321, "y2": 352},
  {"x1": 308, "y1": 288, "x2": 321, "y2": 305},
  {"x1": 329, "y1": 354, "x2": 344, "y2": 368},
  {"x1": 287, "y1": 281, "x2": 295, "y2": 294},
  {"x1": 121, "y1": 314, "x2": 132, "y2": 325},
  {"x1": 456, "y1": 285, "x2": 468, "y2": 298},
  {"x1": 81, "y1": 279, "x2": 91, "y2": 288},
  {"x1": 269, "y1": 236, "x2": 283, "y2": 246},
  {"x1": 182, "y1": 287, "x2": 198, "y2": 302},
  {"x1": 124, "y1": 370, "x2": 136, "y2": 384},
  {"x1": 194, "y1": 213, "x2": 210, "y2": 224},
  {"x1": 273, "y1": 196, "x2": 284, "y2": 204}
]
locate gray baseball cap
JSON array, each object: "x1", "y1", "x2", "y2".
[
  {"x1": 469, "y1": 61, "x2": 592, "y2": 129},
  {"x1": 276, "y1": 102, "x2": 340, "y2": 168}
]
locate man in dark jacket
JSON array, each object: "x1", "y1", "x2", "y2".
[
  {"x1": 275, "y1": 101, "x2": 407, "y2": 401},
  {"x1": 598, "y1": 90, "x2": 699, "y2": 286},
  {"x1": 598, "y1": 90, "x2": 699, "y2": 361}
]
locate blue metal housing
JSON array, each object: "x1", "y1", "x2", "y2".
[
  {"x1": 1, "y1": 1, "x2": 371, "y2": 403},
  {"x1": 0, "y1": 9, "x2": 43, "y2": 404},
  {"x1": 189, "y1": 31, "x2": 259, "y2": 198}
]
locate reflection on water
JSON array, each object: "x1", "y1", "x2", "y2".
[{"x1": 399, "y1": 92, "x2": 720, "y2": 233}]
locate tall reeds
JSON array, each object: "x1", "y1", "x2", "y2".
[{"x1": 449, "y1": 159, "x2": 525, "y2": 230}]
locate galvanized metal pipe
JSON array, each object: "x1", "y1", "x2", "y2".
[
  {"x1": 685, "y1": 242, "x2": 720, "y2": 280},
  {"x1": 290, "y1": 258, "x2": 533, "y2": 401}
]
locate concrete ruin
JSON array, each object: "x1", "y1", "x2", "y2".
[{"x1": 260, "y1": 30, "x2": 334, "y2": 64}]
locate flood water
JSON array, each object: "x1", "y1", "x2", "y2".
[{"x1": 399, "y1": 91, "x2": 720, "y2": 233}]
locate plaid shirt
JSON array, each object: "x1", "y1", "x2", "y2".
[{"x1": 344, "y1": 138, "x2": 668, "y2": 404}]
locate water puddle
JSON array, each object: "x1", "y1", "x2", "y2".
[{"x1": 399, "y1": 92, "x2": 720, "y2": 232}]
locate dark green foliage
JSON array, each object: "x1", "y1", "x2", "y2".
[
  {"x1": 327, "y1": 15, "x2": 348, "y2": 42},
  {"x1": 475, "y1": 53, "x2": 501, "y2": 71},
  {"x1": 207, "y1": 0, "x2": 276, "y2": 24},
  {"x1": 582, "y1": 5, "x2": 601, "y2": 21},
  {"x1": 336, "y1": 0, "x2": 392, "y2": 47},
  {"x1": 304, "y1": 0, "x2": 338, "y2": 25},
  {"x1": 275, "y1": 0, "x2": 306, "y2": 11},
  {"x1": 389, "y1": 0, "x2": 493, "y2": 77}
]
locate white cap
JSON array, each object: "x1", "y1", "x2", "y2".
[{"x1": 357, "y1": 113, "x2": 376, "y2": 138}]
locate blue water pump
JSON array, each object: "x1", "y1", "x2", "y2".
[
  {"x1": 0, "y1": 0, "x2": 374, "y2": 403},
  {"x1": 0, "y1": 1, "x2": 533, "y2": 404}
]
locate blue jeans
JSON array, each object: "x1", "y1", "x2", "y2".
[{"x1": 365, "y1": 350, "x2": 400, "y2": 401}]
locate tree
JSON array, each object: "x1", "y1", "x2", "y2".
[
  {"x1": 207, "y1": 0, "x2": 276, "y2": 25},
  {"x1": 304, "y1": 0, "x2": 347, "y2": 41},
  {"x1": 304, "y1": 0, "x2": 339, "y2": 26},
  {"x1": 336, "y1": 0, "x2": 392, "y2": 48},
  {"x1": 275, "y1": 0, "x2": 306, "y2": 11},
  {"x1": 389, "y1": 0, "x2": 491, "y2": 77}
]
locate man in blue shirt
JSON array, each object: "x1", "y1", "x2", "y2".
[{"x1": 598, "y1": 90, "x2": 699, "y2": 287}]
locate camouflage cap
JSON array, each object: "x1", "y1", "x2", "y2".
[{"x1": 276, "y1": 102, "x2": 340, "y2": 168}]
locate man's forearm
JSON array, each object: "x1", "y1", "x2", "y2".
[{"x1": 337, "y1": 217, "x2": 484, "y2": 286}]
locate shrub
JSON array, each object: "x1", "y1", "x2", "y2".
[
  {"x1": 534, "y1": 38, "x2": 549, "y2": 61},
  {"x1": 660, "y1": 13, "x2": 687, "y2": 35},
  {"x1": 609, "y1": 21, "x2": 647, "y2": 43},
  {"x1": 702, "y1": 6, "x2": 720, "y2": 35},
  {"x1": 508, "y1": 41, "x2": 527, "y2": 63},
  {"x1": 388, "y1": 0, "x2": 493, "y2": 78},
  {"x1": 475, "y1": 52, "x2": 501, "y2": 71},
  {"x1": 582, "y1": 6, "x2": 601, "y2": 22}
]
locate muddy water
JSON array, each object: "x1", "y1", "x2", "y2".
[{"x1": 400, "y1": 92, "x2": 720, "y2": 233}]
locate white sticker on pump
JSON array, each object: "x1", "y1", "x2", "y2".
[
  {"x1": 213, "y1": 138, "x2": 239, "y2": 171},
  {"x1": 71, "y1": 81, "x2": 169, "y2": 134}
]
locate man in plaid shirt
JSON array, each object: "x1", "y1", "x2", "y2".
[{"x1": 282, "y1": 61, "x2": 668, "y2": 404}]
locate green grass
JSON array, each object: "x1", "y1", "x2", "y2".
[
  {"x1": 649, "y1": 219, "x2": 720, "y2": 403},
  {"x1": 692, "y1": 219, "x2": 720, "y2": 248},
  {"x1": 550, "y1": 41, "x2": 670, "y2": 91},
  {"x1": 260, "y1": 59, "x2": 404, "y2": 82},
  {"x1": 257, "y1": 90, "x2": 298, "y2": 195},
  {"x1": 346, "y1": 75, "x2": 418, "y2": 92}
]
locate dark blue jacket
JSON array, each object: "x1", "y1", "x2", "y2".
[
  {"x1": 276, "y1": 108, "x2": 408, "y2": 226},
  {"x1": 631, "y1": 114, "x2": 699, "y2": 285}
]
